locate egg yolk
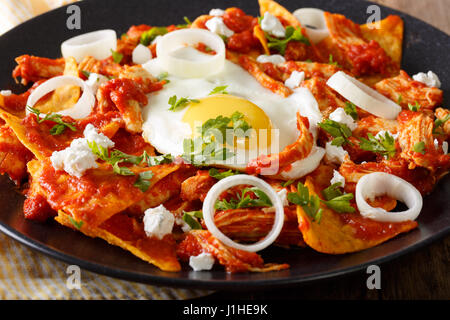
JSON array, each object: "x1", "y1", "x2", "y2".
[{"x1": 182, "y1": 94, "x2": 273, "y2": 151}]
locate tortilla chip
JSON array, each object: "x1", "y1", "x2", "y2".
[
  {"x1": 55, "y1": 210, "x2": 181, "y2": 272},
  {"x1": 34, "y1": 57, "x2": 81, "y2": 114},
  {"x1": 296, "y1": 177, "x2": 417, "y2": 254},
  {"x1": 27, "y1": 159, "x2": 182, "y2": 227},
  {"x1": 361, "y1": 15, "x2": 404, "y2": 66}
]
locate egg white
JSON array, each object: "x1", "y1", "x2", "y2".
[{"x1": 141, "y1": 49, "x2": 321, "y2": 170}]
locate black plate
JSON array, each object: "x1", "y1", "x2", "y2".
[{"x1": 0, "y1": 0, "x2": 449, "y2": 290}]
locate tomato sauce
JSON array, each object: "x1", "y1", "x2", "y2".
[{"x1": 347, "y1": 40, "x2": 392, "y2": 76}]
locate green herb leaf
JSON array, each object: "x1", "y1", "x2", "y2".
[
  {"x1": 397, "y1": 95, "x2": 403, "y2": 104},
  {"x1": 81, "y1": 70, "x2": 91, "y2": 78},
  {"x1": 328, "y1": 54, "x2": 341, "y2": 67},
  {"x1": 264, "y1": 26, "x2": 310, "y2": 55},
  {"x1": 133, "y1": 171, "x2": 154, "y2": 192},
  {"x1": 208, "y1": 85, "x2": 229, "y2": 96},
  {"x1": 408, "y1": 101, "x2": 421, "y2": 112},
  {"x1": 323, "y1": 193, "x2": 355, "y2": 213},
  {"x1": 182, "y1": 211, "x2": 203, "y2": 230},
  {"x1": 168, "y1": 95, "x2": 199, "y2": 111},
  {"x1": 157, "y1": 72, "x2": 170, "y2": 84},
  {"x1": 287, "y1": 183, "x2": 323, "y2": 223},
  {"x1": 140, "y1": 27, "x2": 168, "y2": 46},
  {"x1": 27, "y1": 106, "x2": 77, "y2": 136},
  {"x1": 214, "y1": 187, "x2": 272, "y2": 210},
  {"x1": 322, "y1": 182, "x2": 343, "y2": 201},
  {"x1": 142, "y1": 152, "x2": 173, "y2": 166},
  {"x1": 111, "y1": 49, "x2": 124, "y2": 64},
  {"x1": 208, "y1": 168, "x2": 240, "y2": 180},
  {"x1": 281, "y1": 179, "x2": 295, "y2": 187},
  {"x1": 344, "y1": 101, "x2": 358, "y2": 120},
  {"x1": 433, "y1": 114, "x2": 450, "y2": 134},
  {"x1": 413, "y1": 141, "x2": 426, "y2": 154},
  {"x1": 68, "y1": 216, "x2": 84, "y2": 230},
  {"x1": 318, "y1": 119, "x2": 352, "y2": 146},
  {"x1": 359, "y1": 132, "x2": 396, "y2": 159}
]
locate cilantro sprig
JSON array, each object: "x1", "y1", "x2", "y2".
[
  {"x1": 140, "y1": 27, "x2": 168, "y2": 46},
  {"x1": 408, "y1": 101, "x2": 421, "y2": 112},
  {"x1": 214, "y1": 187, "x2": 272, "y2": 211},
  {"x1": 359, "y1": 132, "x2": 396, "y2": 159},
  {"x1": 344, "y1": 101, "x2": 358, "y2": 120},
  {"x1": 87, "y1": 141, "x2": 155, "y2": 192},
  {"x1": 111, "y1": 49, "x2": 124, "y2": 64},
  {"x1": 168, "y1": 95, "x2": 199, "y2": 111},
  {"x1": 287, "y1": 182, "x2": 323, "y2": 223},
  {"x1": 68, "y1": 216, "x2": 84, "y2": 230},
  {"x1": 264, "y1": 26, "x2": 310, "y2": 55},
  {"x1": 323, "y1": 193, "x2": 355, "y2": 213},
  {"x1": 208, "y1": 85, "x2": 229, "y2": 96},
  {"x1": 182, "y1": 210, "x2": 203, "y2": 230},
  {"x1": 413, "y1": 141, "x2": 426, "y2": 154},
  {"x1": 318, "y1": 119, "x2": 353, "y2": 147},
  {"x1": 27, "y1": 106, "x2": 77, "y2": 136},
  {"x1": 199, "y1": 111, "x2": 252, "y2": 140},
  {"x1": 433, "y1": 114, "x2": 450, "y2": 135},
  {"x1": 208, "y1": 168, "x2": 240, "y2": 180}
]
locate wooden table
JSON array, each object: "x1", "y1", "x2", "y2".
[{"x1": 198, "y1": 0, "x2": 450, "y2": 300}]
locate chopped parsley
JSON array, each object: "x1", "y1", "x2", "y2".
[
  {"x1": 359, "y1": 132, "x2": 396, "y2": 159},
  {"x1": 168, "y1": 95, "x2": 200, "y2": 111},
  {"x1": 27, "y1": 106, "x2": 77, "y2": 136},
  {"x1": 287, "y1": 182, "x2": 323, "y2": 223},
  {"x1": 157, "y1": 72, "x2": 170, "y2": 84},
  {"x1": 281, "y1": 179, "x2": 295, "y2": 188},
  {"x1": 328, "y1": 54, "x2": 341, "y2": 67},
  {"x1": 264, "y1": 26, "x2": 310, "y2": 55},
  {"x1": 81, "y1": 70, "x2": 91, "y2": 78},
  {"x1": 208, "y1": 168, "x2": 240, "y2": 180},
  {"x1": 111, "y1": 49, "x2": 124, "y2": 64},
  {"x1": 433, "y1": 114, "x2": 450, "y2": 134},
  {"x1": 177, "y1": 16, "x2": 193, "y2": 29},
  {"x1": 199, "y1": 111, "x2": 252, "y2": 140},
  {"x1": 140, "y1": 27, "x2": 168, "y2": 46},
  {"x1": 68, "y1": 216, "x2": 84, "y2": 230},
  {"x1": 322, "y1": 182, "x2": 344, "y2": 201},
  {"x1": 214, "y1": 187, "x2": 272, "y2": 211},
  {"x1": 344, "y1": 101, "x2": 358, "y2": 120},
  {"x1": 182, "y1": 210, "x2": 203, "y2": 230},
  {"x1": 322, "y1": 193, "x2": 355, "y2": 213},
  {"x1": 318, "y1": 119, "x2": 353, "y2": 146},
  {"x1": 208, "y1": 85, "x2": 229, "y2": 96},
  {"x1": 397, "y1": 95, "x2": 403, "y2": 104},
  {"x1": 413, "y1": 141, "x2": 426, "y2": 154},
  {"x1": 87, "y1": 141, "x2": 155, "y2": 192},
  {"x1": 408, "y1": 101, "x2": 421, "y2": 112}
]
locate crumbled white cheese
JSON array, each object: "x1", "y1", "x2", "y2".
[
  {"x1": 205, "y1": 17, "x2": 234, "y2": 37},
  {"x1": 412, "y1": 71, "x2": 441, "y2": 88},
  {"x1": 277, "y1": 188, "x2": 289, "y2": 206},
  {"x1": 329, "y1": 108, "x2": 357, "y2": 131},
  {"x1": 50, "y1": 124, "x2": 114, "y2": 178},
  {"x1": 132, "y1": 43, "x2": 152, "y2": 65},
  {"x1": 85, "y1": 73, "x2": 109, "y2": 95},
  {"x1": 175, "y1": 215, "x2": 192, "y2": 233},
  {"x1": 189, "y1": 252, "x2": 215, "y2": 271},
  {"x1": 84, "y1": 123, "x2": 115, "y2": 149},
  {"x1": 209, "y1": 8, "x2": 225, "y2": 16},
  {"x1": 143, "y1": 205, "x2": 175, "y2": 239},
  {"x1": 376, "y1": 130, "x2": 398, "y2": 140},
  {"x1": 285, "y1": 71, "x2": 305, "y2": 89},
  {"x1": 0, "y1": 90, "x2": 12, "y2": 96},
  {"x1": 260, "y1": 12, "x2": 286, "y2": 38},
  {"x1": 325, "y1": 141, "x2": 348, "y2": 164},
  {"x1": 256, "y1": 54, "x2": 286, "y2": 65},
  {"x1": 330, "y1": 170, "x2": 345, "y2": 187}
]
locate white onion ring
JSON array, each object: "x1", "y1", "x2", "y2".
[
  {"x1": 156, "y1": 29, "x2": 225, "y2": 78},
  {"x1": 202, "y1": 175, "x2": 285, "y2": 252},
  {"x1": 327, "y1": 71, "x2": 402, "y2": 120},
  {"x1": 26, "y1": 75, "x2": 95, "y2": 119},
  {"x1": 293, "y1": 8, "x2": 329, "y2": 44},
  {"x1": 355, "y1": 172, "x2": 423, "y2": 222},
  {"x1": 61, "y1": 29, "x2": 117, "y2": 63},
  {"x1": 279, "y1": 146, "x2": 325, "y2": 180}
]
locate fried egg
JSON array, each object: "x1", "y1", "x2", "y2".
[{"x1": 141, "y1": 47, "x2": 320, "y2": 170}]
